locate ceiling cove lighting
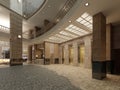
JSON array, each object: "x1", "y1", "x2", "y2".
[
  {"x1": 59, "y1": 31, "x2": 78, "y2": 38},
  {"x1": 55, "y1": 34, "x2": 72, "y2": 40},
  {"x1": 48, "y1": 36, "x2": 66, "y2": 42},
  {"x1": 76, "y1": 12, "x2": 93, "y2": 30},
  {"x1": 65, "y1": 24, "x2": 89, "y2": 36}
]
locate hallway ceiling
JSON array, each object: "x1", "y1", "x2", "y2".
[
  {"x1": 0, "y1": 0, "x2": 120, "y2": 44},
  {"x1": 30, "y1": 0, "x2": 120, "y2": 44},
  {"x1": 23, "y1": 0, "x2": 68, "y2": 32}
]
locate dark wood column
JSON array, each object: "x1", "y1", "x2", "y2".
[{"x1": 92, "y1": 12, "x2": 106, "y2": 80}]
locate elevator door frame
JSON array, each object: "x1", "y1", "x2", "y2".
[
  {"x1": 62, "y1": 46, "x2": 64, "y2": 64},
  {"x1": 78, "y1": 44, "x2": 85, "y2": 65},
  {"x1": 69, "y1": 45, "x2": 73, "y2": 64}
]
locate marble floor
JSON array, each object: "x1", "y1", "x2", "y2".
[
  {"x1": 0, "y1": 65, "x2": 80, "y2": 90},
  {"x1": 40, "y1": 64, "x2": 120, "y2": 90},
  {"x1": 0, "y1": 64, "x2": 120, "y2": 90}
]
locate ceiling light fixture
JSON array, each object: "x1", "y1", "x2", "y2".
[
  {"x1": 23, "y1": 15, "x2": 26, "y2": 17},
  {"x1": 85, "y1": 3, "x2": 89, "y2": 6},
  {"x1": 69, "y1": 21, "x2": 72, "y2": 23},
  {"x1": 56, "y1": 19, "x2": 60, "y2": 22},
  {"x1": 76, "y1": 12, "x2": 93, "y2": 30},
  {"x1": 18, "y1": 0, "x2": 22, "y2": 3}
]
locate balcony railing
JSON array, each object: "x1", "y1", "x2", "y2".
[
  {"x1": 0, "y1": 25, "x2": 10, "y2": 33},
  {"x1": 0, "y1": 25, "x2": 29, "y2": 39},
  {"x1": 23, "y1": 0, "x2": 77, "y2": 39}
]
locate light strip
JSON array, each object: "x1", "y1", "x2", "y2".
[
  {"x1": 59, "y1": 31, "x2": 78, "y2": 38},
  {"x1": 65, "y1": 24, "x2": 89, "y2": 36},
  {"x1": 76, "y1": 12, "x2": 93, "y2": 30},
  {"x1": 55, "y1": 34, "x2": 72, "y2": 40}
]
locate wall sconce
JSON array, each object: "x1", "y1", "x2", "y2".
[
  {"x1": 18, "y1": 35, "x2": 22, "y2": 39},
  {"x1": 36, "y1": 55, "x2": 38, "y2": 58}
]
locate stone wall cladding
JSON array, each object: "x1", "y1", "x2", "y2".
[
  {"x1": 60, "y1": 35, "x2": 92, "y2": 68},
  {"x1": 10, "y1": 12, "x2": 22, "y2": 59}
]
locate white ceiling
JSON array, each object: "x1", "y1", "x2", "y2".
[
  {"x1": 23, "y1": 0, "x2": 68, "y2": 32},
  {"x1": 1, "y1": 0, "x2": 120, "y2": 44},
  {"x1": 0, "y1": 6, "x2": 10, "y2": 28},
  {"x1": 30, "y1": 0, "x2": 120, "y2": 44}
]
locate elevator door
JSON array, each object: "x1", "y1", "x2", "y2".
[
  {"x1": 62, "y1": 47, "x2": 64, "y2": 64},
  {"x1": 111, "y1": 25, "x2": 120, "y2": 74},
  {"x1": 69, "y1": 46, "x2": 73, "y2": 64},
  {"x1": 78, "y1": 45, "x2": 85, "y2": 64}
]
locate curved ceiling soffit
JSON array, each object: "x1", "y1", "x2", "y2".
[
  {"x1": 0, "y1": 0, "x2": 47, "y2": 20},
  {"x1": 31, "y1": 0, "x2": 81, "y2": 44},
  {"x1": 24, "y1": 0, "x2": 47, "y2": 20}
]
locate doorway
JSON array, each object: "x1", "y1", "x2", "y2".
[
  {"x1": 78, "y1": 45, "x2": 85, "y2": 65},
  {"x1": 69, "y1": 45, "x2": 73, "y2": 64},
  {"x1": 111, "y1": 24, "x2": 120, "y2": 74},
  {"x1": 62, "y1": 46, "x2": 64, "y2": 64}
]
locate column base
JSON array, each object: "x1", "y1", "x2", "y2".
[
  {"x1": 92, "y1": 61, "x2": 106, "y2": 80},
  {"x1": 10, "y1": 59, "x2": 23, "y2": 66},
  {"x1": 106, "y1": 60, "x2": 112, "y2": 74}
]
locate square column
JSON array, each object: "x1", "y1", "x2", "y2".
[
  {"x1": 59, "y1": 46, "x2": 63, "y2": 64},
  {"x1": 92, "y1": 13, "x2": 106, "y2": 79},
  {"x1": 28, "y1": 45, "x2": 32, "y2": 63},
  {"x1": 106, "y1": 24, "x2": 111, "y2": 61},
  {"x1": 84, "y1": 37, "x2": 92, "y2": 68},
  {"x1": 10, "y1": 12, "x2": 23, "y2": 66},
  {"x1": 106, "y1": 24, "x2": 112, "y2": 73},
  {"x1": 64, "y1": 45, "x2": 69, "y2": 65},
  {"x1": 73, "y1": 43, "x2": 78, "y2": 66}
]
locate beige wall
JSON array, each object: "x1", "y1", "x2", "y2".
[
  {"x1": 45, "y1": 42, "x2": 59, "y2": 59},
  {"x1": 60, "y1": 35, "x2": 92, "y2": 68}
]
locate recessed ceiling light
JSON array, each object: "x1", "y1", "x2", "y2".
[
  {"x1": 23, "y1": 15, "x2": 26, "y2": 17},
  {"x1": 18, "y1": 0, "x2": 22, "y2": 3},
  {"x1": 56, "y1": 19, "x2": 60, "y2": 22},
  {"x1": 85, "y1": 3, "x2": 89, "y2": 6},
  {"x1": 69, "y1": 21, "x2": 72, "y2": 23}
]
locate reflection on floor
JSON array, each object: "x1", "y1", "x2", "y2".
[
  {"x1": 41, "y1": 64, "x2": 120, "y2": 90},
  {"x1": 0, "y1": 65, "x2": 80, "y2": 90}
]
